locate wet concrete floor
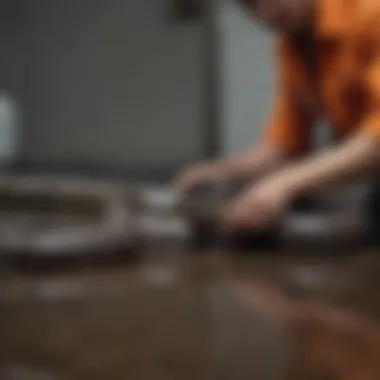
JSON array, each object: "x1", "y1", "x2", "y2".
[{"x1": 1, "y1": 250, "x2": 380, "y2": 380}]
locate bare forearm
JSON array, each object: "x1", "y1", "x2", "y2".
[
  {"x1": 220, "y1": 140, "x2": 288, "y2": 180},
  {"x1": 275, "y1": 131, "x2": 380, "y2": 197}
]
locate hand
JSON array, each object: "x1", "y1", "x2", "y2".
[
  {"x1": 225, "y1": 176, "x2": 295, "y2": 230},
  {"x1": 174, "y1": 162, "x2": 225, "y2": 193}
]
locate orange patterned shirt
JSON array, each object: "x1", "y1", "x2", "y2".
[{"x1": 266, "y1": 0, "x2": 380, "y2": 155}]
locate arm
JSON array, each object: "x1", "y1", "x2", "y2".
[
  {"x1": 271, "y1": 130, "x2": 380, "y2": 199},
  {"x1": 214, "y1": 139, "x2": 287, "y2": 181},
  {"x1": 175, "y1": 40, "x2": 313, "y2": 192},
  {"x1": 227, "y1": 130, "x2": 380, "y2": 229},
  {"x1": 265, "y1": 50, "x2": 380, "y2": 199},
  {"x1": 226, "y1": 39, "x2": 380, "y2": 229},
  {"x1": 223, "y1": 39, "x2": 315, "y2": 181}
]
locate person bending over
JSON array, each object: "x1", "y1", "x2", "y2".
[{"x1": 176, "y1": 0, "x2": 380, "y2": 230}]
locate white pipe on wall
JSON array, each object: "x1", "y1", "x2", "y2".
[{"x1": 0, "y1": 92, "x2": 19, "y2": 167}]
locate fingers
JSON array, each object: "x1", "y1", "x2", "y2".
[
  {"x1": 173, "y1": 162, "x2": 223, "y2": 194},
  {"x1": 222, "y1": 198, "x2": 274, "y2": 232},
  {"x1": 174, "y1": 166, "x2": 280, "y2": 233},
  {"x1": 173, "y1": 171, "x2": 193, "y2": 194},
  {"x1": 173, "y1": 166, "x2": 207, "y2": 194}
]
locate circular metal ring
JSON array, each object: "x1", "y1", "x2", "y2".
[{"x1": 0, "y1": 175, "x2": 134, "y2": 259}]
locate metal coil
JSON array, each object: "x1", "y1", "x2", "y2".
[{"x1": 0, "y1": 176, "x2": 134, "y2": 258}]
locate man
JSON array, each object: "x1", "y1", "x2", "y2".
[{"x1": 176, "y1": 0, "x2": 380, "y2": 231}]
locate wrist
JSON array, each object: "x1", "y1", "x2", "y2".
[
  {"x1": 222, "y1": 154, "x2": 252, "y2": 177},
  {"x1": 217, "y1": 158, "x2": 241, "y2": 179},
  {"x1": 264, "y1": 169, "x2": 304, "y2": 203},
  {"x1": 279, "y1": 168, "x2": 308, "y2": 201}
]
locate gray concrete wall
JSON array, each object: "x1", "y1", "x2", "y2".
[
  {"x1": 216, "y1": 0, "x2": 275, "y2": 156},
  {"x1": 0, "y1": 0, "x2": 25, "y2": 166},
  {"x1": 18, "y1": 0, "x2": 208, "y2": 171}
]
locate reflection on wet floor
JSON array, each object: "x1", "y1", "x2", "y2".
[
  {"x1": 0, "y1": 253, "x2": 292, "y2": 380},
  {"x1": 2, "y1": 251, "x2": 380, "y2": 379},
  {"x1": 1, "y1": 364, "x2": 59, "y2": 380}
]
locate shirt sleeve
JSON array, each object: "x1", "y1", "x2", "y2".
[
  {"x1": 355, "y1": 14, "x2": 380, "y2": 138},
  {"x1": 265, "y1": 40, "x2": 315, "y2": 156},
  {"x1": 362, "y1": 57, "x2": 380, "y2": 138}
]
